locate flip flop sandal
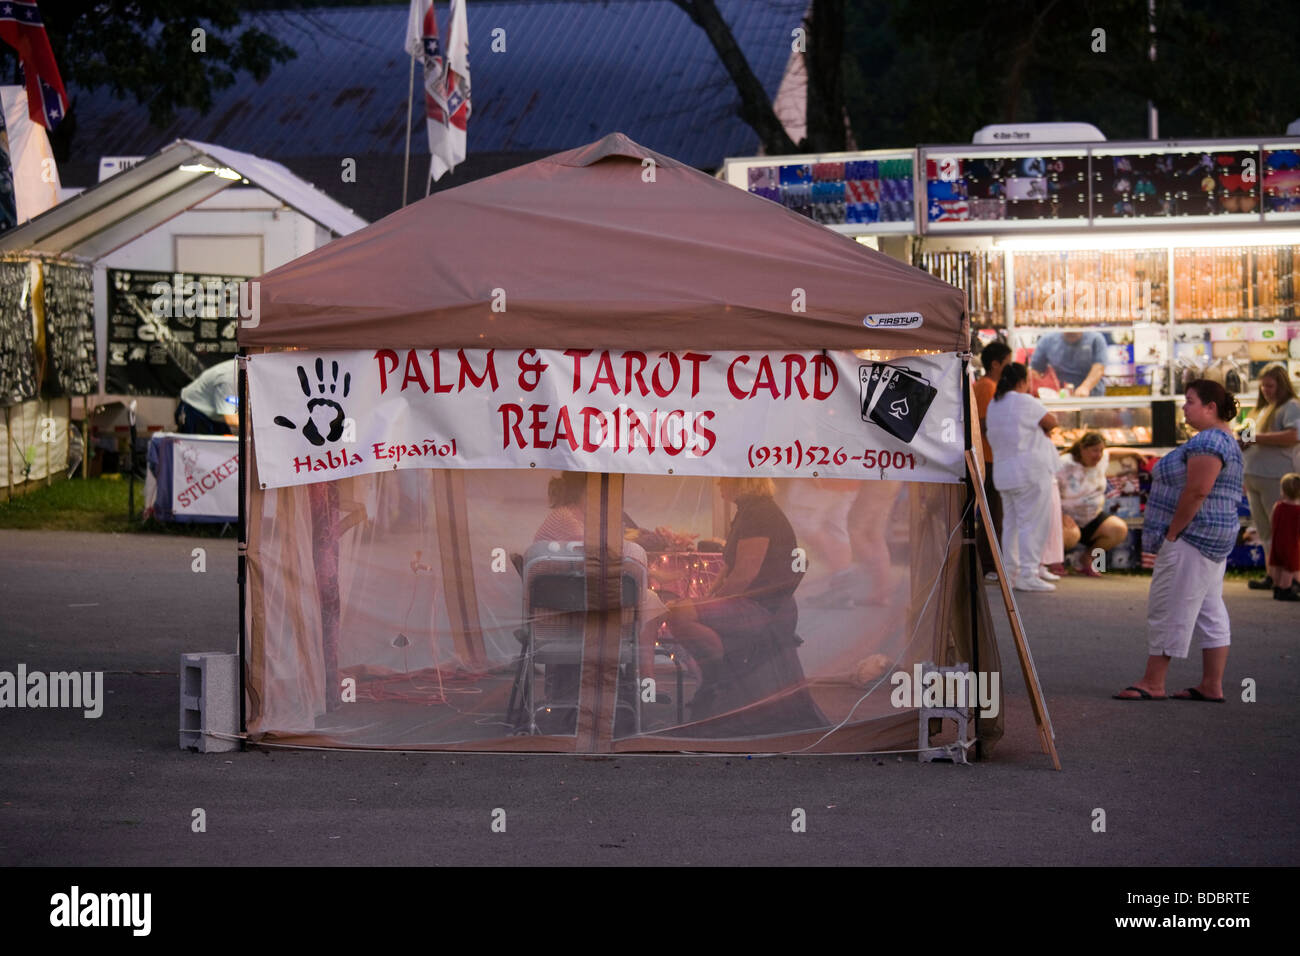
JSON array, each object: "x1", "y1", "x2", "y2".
[
  {"x1": 1173, "y1": 687, "x2": 1225, "y2": 703},
  {"x1": 1112, "y1": 685, "x2": 1166, "y2": 700}
]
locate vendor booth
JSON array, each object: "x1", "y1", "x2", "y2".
[
  {"x1": 143, "y1": 432, "x2": 239, "y2": 523},
  {"x1": 238, "y1": 133, "x2": 1028, "y2": 755},
  {"x1": 722, "y1": 136, "x2": 1300, "y2": 572}
]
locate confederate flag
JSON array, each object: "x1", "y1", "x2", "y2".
[
  {"x1": 405, "y1": 0, "x2": 470, "y2": 183},
  {"x1": 0, "y1": 1, "x2": 68, "y2": 129}
]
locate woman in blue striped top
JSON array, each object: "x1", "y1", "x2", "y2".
[{"x1": 1114, "y1": 380, "x2": 1244, "y2": 703}]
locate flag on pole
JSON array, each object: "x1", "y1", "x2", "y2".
[
  {"x1": 0, "y1": 1, "x2": 68, "y2": 130},
  {"x1": 405, "y1": 0, "x2": 470, "y2": 184}
]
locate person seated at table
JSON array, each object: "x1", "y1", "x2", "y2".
[
  {"x1": 665, "y1": 476, "x2": 801, "y2": 709},
  {"x1": 530, "y1": 472, "x2": 662, "y2": 690},
  {"x1": 1056, "y1": 432, "x2": 1130, "y2": 577},
  {"x1": 176, "y1": 359, "x2": 238, "y2": 434},
  {"x1": 533, "y1": 471, "x2": 641, "y2": 543},
  {"x1": 533, "y1": 471, "x2": 586, "y2": 543}
]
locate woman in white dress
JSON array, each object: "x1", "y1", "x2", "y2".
[{"x1": 985, "y1": 362, "x2": 1062, "y2": 592}]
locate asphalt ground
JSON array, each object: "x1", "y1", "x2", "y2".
[{"x1": 0, "y1": 528, "x2": 1296, "y2": 867}]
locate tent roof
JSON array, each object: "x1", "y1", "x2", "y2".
[
  {"x1": 243, "y1": 133, "x2": 968, "y2": 352},
  {"x1": 0, "y1": 139, "x2": 366, "y2": 260}
]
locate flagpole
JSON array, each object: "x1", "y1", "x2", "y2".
[{"x1": 402, "y1": 54, "x2": 415, "y2": 208}]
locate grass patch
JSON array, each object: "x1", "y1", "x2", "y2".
[{"x1": 0, "y1": 476, "x2": 233, "y2": 536}]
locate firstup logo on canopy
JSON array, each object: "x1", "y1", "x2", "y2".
[{"x1": 50, "y1": 887, "x2": 151, "y2": 936}]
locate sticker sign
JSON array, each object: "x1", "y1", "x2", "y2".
[
  {"x1": 247, "y1": 349, "x2": 966, "y2": 489},
  {"x1": 172, "y1": 439, "x2": 239, "y2": 517}
]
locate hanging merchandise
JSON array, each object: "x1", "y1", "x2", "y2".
[
  {"x1": 105, "y1": 268, "x2": 248, "y2": 396},
  {"x1": 0, "y1": 258, "x2": 36, "y2": 406},
  {"x1": 41, "y1": 261, "x2": 97, "y2": 397}
]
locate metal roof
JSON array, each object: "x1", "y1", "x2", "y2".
[
  {"x1": 0, "y1": 139, "x2": 367, "y2": 259},
  {"x1": 65, "y1": 0, "x2": 806, "y2": 171}
]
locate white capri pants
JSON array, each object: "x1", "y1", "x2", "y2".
[
  {"x1": 998, "y1": 479, "x2": 1055, "y2": 585},
  {"x1": 1146, "y1": 536, "x2": 1231, "y2": 658}
]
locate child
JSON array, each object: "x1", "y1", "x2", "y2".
[{"x1": 1267, "y1": 473, "x2": 1300, "y2": 601}]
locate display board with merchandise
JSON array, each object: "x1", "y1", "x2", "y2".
[
  {"x1": 920, "y1": 140, "x2": 1294, "y2": 231},
  {"x1": 744, "y1": 158, "x2": 914, "y2": 226},
  {"x1": 924, "y1": 153, "x2": 1090, "y2": 224},
  {"x1": 912, "y1": 249, "x2": 1005, "y2": 327},
  {"x1": 1011, "y1": 249, "x2": 1167, "y2": 325},
  {"x1": 1091, "y1": 148, "x2": 1259, "y2": 219},
  {"x1": 720, "y1": 150, "x2": 916, "y2": 233},
  {"x1": 1173, "y1": 246, "x2": 1296, "y2": 320}
]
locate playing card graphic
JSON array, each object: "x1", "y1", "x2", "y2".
[{"x1": 859, "y1": 363, "x2": 938, "y2": 444}]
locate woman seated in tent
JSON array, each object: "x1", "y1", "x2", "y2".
[{"x1": 664, "y1": 476, "x2": 807, "y2": 716}]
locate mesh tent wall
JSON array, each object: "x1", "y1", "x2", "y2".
[{"x1": 238, "y1": 133, "x2": 1004, "y2": 754}]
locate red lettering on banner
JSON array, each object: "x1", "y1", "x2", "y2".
[
  {"x1": 580, "y1": 407, "x2": 608, "y2": 452},
  {"x1": 375, "y1": 349, "x2": 399, "y2": 393},
  {"x1": 782, "y1": 354, "x2": 809, "y2": 399},
  {"x1": 691, "y1": 410, "x2": 717, "y2": 455},
  {"x1": 430, "y1": 350, "x2": 454, "y2": 393},
  {"x1": 682, "y1": 352, "x2": 711, "y2": 397},
  {"x1": 500, "y1": 404, "x2": 525, "y2": 448},
  {"x1": 590, "y1": 352, "x2": 619, "y2": 394},
  {"x1": 564, "y1": 350, "x2": 592, "y2": 393},
  {"x1": 517, "y1": 351, "x2": 546, "y2": 391},
  {"x1": 458, "y1": 348, "x2": 498, "y2": 391},
  {"x1": 650, "y1": 352, "x2": 680, "y2": 398},
  {"x1": 626, "y1": 410, "x2": 656, "y2": 452},
  {"x1": 726, "y1": 355, "x2": 750, "y2": 399},
  {"x1": 811, "y1": 354, "x2": 838, "y2": 399},
  {"x1": 751, "y1": 356, "x2": 780, "y2": 399},
  {"x1": 624, "y1": 351, "x2": 649, "y2": 397},
  {"x1": 728, "y1": 353, "x2": 833, "y2": 400},
  {"x1": 528, "y1": 404, "x2": 550, "y2": 448},
  {"x1": 551, "y1": 405, "x2": 578, "y2": 451},
  {"x1": 402, "y1": 350, "x2": 430, "y2": 393},
  {"x1": 659, "y1": 410, "x2": 687, "y2": 456}
]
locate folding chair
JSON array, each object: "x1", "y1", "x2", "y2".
[{"x1": 506, "y1": 540, "x2": 646, "y2": 736}]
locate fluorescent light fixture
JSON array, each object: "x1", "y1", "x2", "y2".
[
  {"x1": 178, "y1": 162, "x2": 243, "y2": 180},
  {"x1": 994, "y1": 229, "x2": 1300, "y2": 251}
]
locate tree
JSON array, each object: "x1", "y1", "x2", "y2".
[
  {"x1": 0, "y1": 1, "x2": 296, "y2": 161},
  {"x1": 671, "y1": 0, "x2": 849, "y2": 155},
  {"x1": 848, "y1": 0, "x2": 1300, "y2": 147}
]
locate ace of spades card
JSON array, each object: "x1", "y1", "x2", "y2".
[{"x1": 859, "y1": 363, "x2": 937, "y2": 444}]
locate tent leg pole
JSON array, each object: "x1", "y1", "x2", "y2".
[
  {"x1": 237, "y1": 347, "x2": 248, "y2": 748},
  {"x1": 960, "y1": 355, "x2": 981, "y2": 761}
]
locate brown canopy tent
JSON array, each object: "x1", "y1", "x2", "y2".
[{"x1": 237, "y1": 132, "x2": 1014, "y2": 755}]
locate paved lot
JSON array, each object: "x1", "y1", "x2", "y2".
[{"x1": 0, "y1": 528, "x2": 1296, "y2": 866}]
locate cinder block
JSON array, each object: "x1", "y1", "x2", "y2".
[{"x1": 179, "y1": 652, "x2": 239, "y2": 753}]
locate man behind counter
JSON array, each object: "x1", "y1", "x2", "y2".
[
  {"x1": 1030, "y1": 330, "x2": 1108, "y2": 396},
  {"x1": 176, "y1": 359, "x2": 239, "y2": 435}
]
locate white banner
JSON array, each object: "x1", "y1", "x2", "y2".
[
  {"x1": 247, "y1": 349, "x2": 967, "y2": 490},
  {"x1": 171, "y1": 436, "x2": 239, "y2": 517}
]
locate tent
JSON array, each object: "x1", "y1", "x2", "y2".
[{"x1": 237, "y1": 133, "x2": 1010, "y2": 755}]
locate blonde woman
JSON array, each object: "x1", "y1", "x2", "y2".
[
  {"x1": 666, "y1": 477, "x2": 800, "y2": 696},
  {"x1": 1243, "y1": 364, "x2": 1300, "y2": 591}
]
